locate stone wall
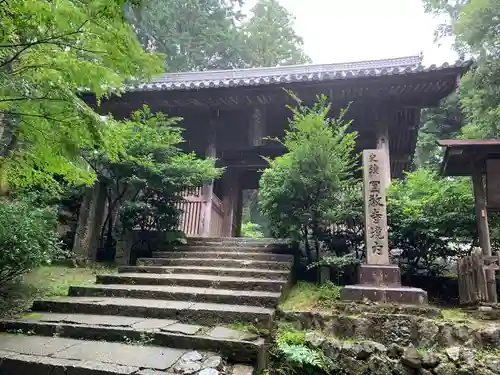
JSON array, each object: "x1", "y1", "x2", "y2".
[
  {"x1": 278, "y1": 307, "x2": 500, "y2": 350},
  {"x1": 302, "y1": 331, "x2": 500, "y2": 375}
]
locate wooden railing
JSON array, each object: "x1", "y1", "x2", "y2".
[
  {"x1": 458, "y1": 247, "x2": 500, "y2": 305},
  {"x1": 176, "y1": 187, "x2": 203, "y2": 236},
  {"x1": 176, "y1": 187, "x2": 224, "y2": 237}
]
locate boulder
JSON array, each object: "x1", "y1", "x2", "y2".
[
  {"x1": 434, "y1": 362, "x2": 457, "y2": 375},
  {"x1": 445, "y1": 347, "x2": 461, "y2": 363},
  {"x1": 421, "y1": 352, "x2": 441, "y2": 369},
  {"x1": 368, "y1": 355, "x2": 392, "y2": 375},
  {"x1": 321, "y1": 338, "x2": 342, "y2": 360},
  {"x1": 401, "y1": 347, "x2": 422, "y2": 369},
  {"x1": 484, "y1": 355, "x2": 500, "y2": 374},
  {"x1": 304, "y1": 331, "x2": 325, "y2": 348},
  {"x1": 387, "y1": 343, "x2": 404, "y2": 359},
  {"x1": 416, "y1": 319, "x2": 439, "y2": 347},
  {"x1": 340, "y1": 356, "x2": 368, "y2": 375}
]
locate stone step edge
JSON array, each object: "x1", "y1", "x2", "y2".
[
  {"x1": 118, "y1": 265, "x2": 290, "y2": 278},
  {"x1": 137, "y1": 257, "x2": 293, "y2": 271},
  {"x1": 31, "y1": 298, "x2": 275, "y2": 329},
  {"x1": 165, "y1": 245, "x2": 292, "y2": 253},
  {"x1": 0, "y1": 320, "x2": 265, "y2": 364},
  {"x1": 98, "y1": 273, "x2": 287, "y2": 284},
  {"x1": 152, "y1": 251, "x2": 293, "y2": 259},
  {"x1": 69, "y1": 285, "x2": 281, "y2": 308}
]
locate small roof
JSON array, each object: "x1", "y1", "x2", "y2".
[
  {"x1": 125, "y1": 55, "x2": 472, "y2": 92},
  {"x1": 438, "y1": 139, "x2": 500, "y2": 176}
]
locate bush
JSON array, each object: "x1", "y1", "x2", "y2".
[
  {"x1": 259, "y1": 95, "x2": 358, "y2": 265},
  {"x1": 388, "y1": 168, "x2": 477, "y2": 276},
  {"x1": 0, "y1": 199, "x2": 61, "y2": 287},
  {"x1": 241, "y1": 222, "x2": 264, "y2": 238}
]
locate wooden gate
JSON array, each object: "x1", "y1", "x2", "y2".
[{"x1": 458, "y1": 247, "x2": 500, "y2": 305}]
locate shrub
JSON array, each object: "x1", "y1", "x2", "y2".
[
  {"x1": 388, "y1": 168, "x2": 477, "y2": 275},
  {"x1": 259, "y1": 94, "x2": 358, "y2": 265},
  {"x1": 0, "y1": 199, "x2": 61, "y2": 287},
  {"x1": 241, "y1": 222, "x2": 264, "y2": 238}
]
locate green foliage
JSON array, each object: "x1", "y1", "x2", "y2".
[
  {"x1": 0, "y1": 199, "x2": 61, "y2": 287},
  {"x1": 241, "y1": 222, "x2": 264, "y2": 238},
  {"x1": 241, "y1": 0, "x2": 310, "y2": 67},
  {"x1": 0, "y1": 0, "x2": 163, "y2": 189},
  {"x1": 273, "y1": 327, "x2": 328, "y2": 375},
  {"x1": 259, "y1": 95, "x2": 358, "y2": 264},
  {"x1": 280, "y1": 281, "x2": 341, "y2": 310},
  {"x1": 124, "y1": 0, "x2": 246, "y2": 71},
  {"x1": 125, "y1": 0, "x2": 310, "y2": 71},
  {"x1": 388, "y1": 168, "x2": 477, "y2": 275},
  {"x1": 86, "y1": 106, "x2": 222, "y2": 258}
]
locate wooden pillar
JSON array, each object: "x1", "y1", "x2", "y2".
[
  {"x1": 234, "y1": 188, "x2": 243, "y2": 237},
  {"x1": 221, "y1": 169, "x2": 239, "y2": 237},
  {"x1": 376, "y1": 121, "x2": 391, "y2": 187},
  {"x1": 472, "y1": 169, "x2": 497, "y2": 302},
  {"x1": 200, "y1": 118, "x2": 217, "y2": 237}
]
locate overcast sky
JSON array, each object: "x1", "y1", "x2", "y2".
[{"x1": 245, "y1": 0, "x2": 457, "y2": 65}]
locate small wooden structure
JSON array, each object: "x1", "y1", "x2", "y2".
[
  {"x1": 458, "y1": 248, "x2": 500, "y2": 305},
  {"x1": 439, "y1": 139, "x2": 500, "y2": 304}
]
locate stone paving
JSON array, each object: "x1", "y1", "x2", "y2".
[{"x1": 0, "y1": 237, "x2": 292, "y2": 374}]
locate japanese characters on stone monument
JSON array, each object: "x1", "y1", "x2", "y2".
[{"x1": 363, "y1": 149, "x2": 390, "y2": 265}]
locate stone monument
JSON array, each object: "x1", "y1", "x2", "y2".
[{"x1": 340, "y1": 149, "x2": 428, "y2": 305}]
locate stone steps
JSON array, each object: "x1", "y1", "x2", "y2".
[
  {"x1": 96, "y1": 272, "x2": 286, "y2": 293},
  {"x1": 0, "y1": 313, "x2": 265, "y2": 364},
  {"x1": 166, "y1": 244, "x2": 291, "y2": 253},
  {"x1": 31, "y1": 297, "x2": 275, "y2": 329},
  {"x1": 138, "y1": 257, "x2": 292, "y2": 270},
  {"x1": 117, "y1": 265, "x2": 290, "y2": 280},
  {"x1": 151, "y1": 251, "x2": 294, "y2": 262},
  {"x1": 0, "y1": 333, "x2": 255, "y2": 374},
  {"x1": 0, "y1": 237, "x2": 292, "y2": 373},
  {"x1": 69, "y1": 284, "x2": 281, "y2": 308},
  {"x1": 187, "y1": 237, "x2": 288, "y2": 246}
]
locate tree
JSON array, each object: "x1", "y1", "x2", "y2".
[
  {"x1": 241, "y1": 0, "x2": 310, "y2": 67},
  {"x1": 259, "y1": 95, "x2": 358, "y2": 264},
  {"x1": 0, "y1": 0, "x2": 163, "y2": 189},
  {"x1": 388, "y1": 168, "x2": 477, "y2": 275},
  {"x1": 421, "y1": 0, "x2": 500, "y2": 140},
  {"x1": 125, "y1": 0, "x2": 247, "y2": 71},
  {"x1": 415, "y1": 93, "x2": 464, "y2": 168},
  {"x1": 85, "y1": 106, "x2": 222, "y2": 259}
]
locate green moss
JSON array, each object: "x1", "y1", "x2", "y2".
[
  {"x1": 280, "y1": 281, "x2": 341, "y2": 311},
  {"x1": 226, "y1": 322, "x2": 269, "y2": 337},
  {"x1": 0, "y1": 264, "x2": 116, "y2": 319}
]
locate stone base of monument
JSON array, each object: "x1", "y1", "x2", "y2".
[{"x1": 340, "y1": 264, "x2": 428, "y2": 305}]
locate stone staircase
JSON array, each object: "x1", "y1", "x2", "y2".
[{"x1": 0, "y1": 237, "x2": 293, "y2": 374}]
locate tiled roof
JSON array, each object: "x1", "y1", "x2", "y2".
[{"x1": 126, "y1": 55, "x2": 472, "y2": 92}]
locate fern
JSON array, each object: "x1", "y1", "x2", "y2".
[{"x1": 276, "y1": 339, "x2": 327, "y2": 371}]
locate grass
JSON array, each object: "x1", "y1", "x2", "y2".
[
  {"x1": 0, "y1": 263, "x2": 116, "y2": 319},
  {"x1": 280, "y1": 281, "x2": 341, "y2": 311}
]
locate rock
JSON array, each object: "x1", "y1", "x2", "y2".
[
  {"x1": 484, "y1": 355, "x2": 500, "y2": 374},
  {"x1": 387, "y1": 343, "x2": 404, "y2": 359},
  {"x1": 401, "y1": 347, "x2": 422, "y2": 369},
  {"x1": 321, "y1": 338, "x2": 342, "y2": 360},
  {"x1": 181, "y1": 351, "x2": 203, "y2": 362},
  {"x1": 173, "y1": 361, "x2": 202, "y2": 374},
  {"x1": 230, "y1": 365, "x2": 253, "y2": 375},
  {"x1": 304, "y1": 331, "x2": 325, "y2": 347},
  {"x1": 439, "y1": 324, "x2": 456, "y2": 347},
  {"x1": 457, "y1": 365, "x2": 477, "y2": 375},
  {"x1": 445, "y1": 347, "x2": 461, "y2": 362},
  {"x1": 368, "y1": 354, "x2": 392, "y2": 375},
  {"x1": 340, "y1": 355, "x2": 368, "y2": 375},
  {"x1": 383, "y1": 319, "x2": 412, "y2": 346},
  {"x1": 393, "y1": 362, "x2": 415, "y2": 375},
  {"x1": 419, "y1": 369, "x2": 433, "y2": 375},
  {"x1": 434, "y1": 362, "x2": 457, "y2": 375},
  {"x1": 455, "y1": 325, "x2": 472, "y2": 344},
  {"x1": 421, "y1": 352, "x2": 441, "y2": 369},
  {"x1": 341, "y1": 342, "x2": 357, "y2": 358},
  {"x1": 199, "y1": 370, "x2": 219, "y2": 375},
  {"x1": 417, "y1": 319, "x2": 439, "y2": 347},
  {"x1": 202, "y1": 356, "x2": 223, "y2": 370},
  {"x1": 479, "y1": 306, "x2": 493, "y2": 312},
  {"x1": 355, "y1": 341, "x2": 387, "y2": 360},
  {"x1": 459, "y1": 348, "x2": 476, "y2": 367}
]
